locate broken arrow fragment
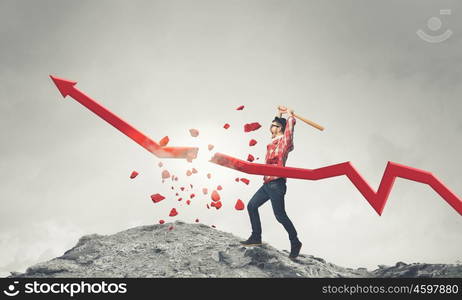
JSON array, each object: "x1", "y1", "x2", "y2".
[
  {"x1": 169, "y1": 208, "x2": 178, "y2": 217},
  {"x1": 235, "y1": 199, "x2": 245, "y2": 210},
  {"x1": 244, "y1": 122, "x2": 261, "y2": 132},
  {"x1": 161, "y1": 170, "x2": 171, "y2": 179},
  {"x1": 240, "y1": 178, "x2": 250, "y2": 185},
  {"x1": 211, "y1": 201, "x2": 222, "y2": 210},
  {"x1": 159, "y1": 136, "x2": 169, "y2": 146},
  {"x1": 151, "y1": 193, "x2": 165, "y2": 203},
  {"x1": 130, "y1": 171, "x2": 139, "y2": 179},
  {"x1": 211, "y1": 190, "x2": 221, "y2": 202},
  {"x1": 189, "y1": 129, "x2": 199, "y2": 137}
]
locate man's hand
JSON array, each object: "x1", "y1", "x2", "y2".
[{"x1": 278, "y1": 105, "x2": 295, "y2": 116}]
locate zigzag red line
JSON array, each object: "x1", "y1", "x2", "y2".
[{"x1": 210, "y1": 153, "x2": 462, "y2": 216}]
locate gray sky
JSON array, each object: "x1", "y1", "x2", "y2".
[{"x1": 1, "y1": 0, "x2": 461, "y2": 276}]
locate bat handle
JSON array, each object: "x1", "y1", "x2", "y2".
[{"x1": 293, "y1": 113, "x2": 325, "y2": 131}]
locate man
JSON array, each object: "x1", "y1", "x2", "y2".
[{"x1": 240, "y1": 105, "x2": 302, "y2": 259}]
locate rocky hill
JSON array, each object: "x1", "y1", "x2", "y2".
[{"x1": 8, "y1": 221, "x2": 462, "y2": 278}]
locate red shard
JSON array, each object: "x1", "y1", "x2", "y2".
[
  {"x1": 162, "y1": 170, "x2": 171, "y2": 179},
  {"x1": 211, "y1": 225, "x2": 216, "y2": 228},
  {"x1": 180, "y1": 187, "x2": 185, "y2": 191},
  {"x1": 207, "y1": 203, "x2": 210, "y2": 209},
  {"x1": 195, "y1": 218, "x2": 199, "y2": 223},
  {"x1": 159, "y1": 219, "x2": 165, "y2": 224},
  {"x1": 130, "y1": 171, "x2": 139, "y2": 179},
  {"x1": 244, "y1": 122, "x2": 261, "y2": 132},
  {"x1": 235, "y1": 199, "x2": 245, "y2": 210},
  {"x1": 189, "y1": 129, "x2": 199, "y2": 137},
  {"x1": 235, "y1": 177, "x2": 240, "y2": 182},
  {"x1": 159, "y1": 136, "x2": 169, "y2": 147},
  {"x1": 190, "y1": 193, "x2": 195, "y2": 199},
  {"x1": 211, "y1": 201, "x2": 222, "y2": 210},
  {"x1": 169, "y1": 208, "x2": 178, "y2": 217},
  {"x1": 223, "y1": 123, "x2": 230, "y2": 129},
  {"x1": 186, "y1": 200, "x2": 191, "y2": 205},
  {"x1": 247, "y1": 154, "x2": 255, "y2": 162},
  {"x1": 211, "y1": 190, "x2": 221, "y2": 202},
  {"x1": 240, "y1": 178, "x2": 250, "y2": 185},
  {"x1": 178, "y1": 197, "x2": 182, "y2": 201},
  {"x1": 217, "y1": 185, "x2": 223, "y2": 191},
  {"x1": 168, "y1": 226, "x2": 174, "y2": 231},
  {"x1": 151, "y1": 193, "x2": 165, "y2": 203},
  {"x1": 249, "y1": 139, "x2": 257, "y2": 146},
  {"x1": 208, "y1": 144, "x2": 214, "y2": 151},
  {"x1": 236, "y1": 105, "x2": 245, "y2": 110},
  {"x1": 190, "y1": 184, "x2": 193, "y2": 188}
]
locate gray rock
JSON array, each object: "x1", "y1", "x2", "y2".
[{"x1": 7, "y1": 221, "x2": 462, "y2": 278}]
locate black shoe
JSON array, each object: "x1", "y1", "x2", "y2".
[
  {"x1": 289, "y1": 241, "x2": 302, "y2": 259},
  {"x1": 240, "y1": 235, "x2": 262, "y2": 246}
]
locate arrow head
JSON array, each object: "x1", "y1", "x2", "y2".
[{"x1": 50, "y1": 75, "x2": 77, "y2": 98}]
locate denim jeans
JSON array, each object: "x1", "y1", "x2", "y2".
[{"x1": 247, "y1": 178, "x2": 299, "y2": 244}]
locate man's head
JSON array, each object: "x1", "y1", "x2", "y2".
[{"x1": 270, "y1": 117, "x2": 286, "y2": 138}]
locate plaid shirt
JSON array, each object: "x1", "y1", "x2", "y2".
[{"x1": 263, "y1": 115, "x2": 296, "y2": 183}]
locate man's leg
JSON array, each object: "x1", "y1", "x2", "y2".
[
  {"x1": 246, "y1": 184, "x2": 270, "y2": 240},
  {"x1": 265, "y1": 179, "x2": 300, "y2": 245}
]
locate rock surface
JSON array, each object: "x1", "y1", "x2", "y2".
[{"x1": 8, "y1": 221, "x2": 462, "y2": 278}]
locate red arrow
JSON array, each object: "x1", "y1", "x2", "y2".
[
  {"x1": 50, "y1": 75, "x2": 198, "y2": 160},
  {"x1": 210, "y1": 152, "x2": 462, "y2": 216}
]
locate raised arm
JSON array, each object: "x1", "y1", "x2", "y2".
[{"x1": 283, "y1": 113, "x2": 296, "y2": 152}]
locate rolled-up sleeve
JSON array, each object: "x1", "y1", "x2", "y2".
[{"x1": 282, "y1": 115, "x2": 296, "y2": 152}]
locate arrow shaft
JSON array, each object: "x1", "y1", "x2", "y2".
[
  {"x1": 210, "y1": 152, "x2": 462, "y2": 216},
  {"x1": 68, "y1": 88, "x2": 197, "y2": 159}
]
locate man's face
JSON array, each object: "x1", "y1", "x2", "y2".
[{"x1": 270, "y1": 122, "x2": 282, "y2": 138}]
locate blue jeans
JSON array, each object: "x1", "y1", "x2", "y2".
[{"x1": 247, "y1": 178, "x2": 299, "y2": 244}]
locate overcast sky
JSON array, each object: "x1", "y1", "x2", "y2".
[{"x1": 1, "y1": 0, "x2": 461, "y2": 276}]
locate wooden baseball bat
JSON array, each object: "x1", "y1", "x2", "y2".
[
  {"x1": 293, "y1": 113, "x2": 324, "y2": 131},
  {"x1": 278, "y1": 106, "x2": 325, "y2": 131}
]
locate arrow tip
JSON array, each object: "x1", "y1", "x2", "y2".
[{"x1": 49, "y1": 75, "x2": 77, "y2": 98}]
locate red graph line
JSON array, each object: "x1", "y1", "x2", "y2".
[
  {"x1": 50, "y1": 75, "x2": 198, "y2": 160},
  {"x1": 210, "y1": 153, "x2": 462, "y2": 216}
]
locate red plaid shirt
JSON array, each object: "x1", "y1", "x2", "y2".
[{"x1": 263, "y1": 115, "x2": 296, "y2": 183}]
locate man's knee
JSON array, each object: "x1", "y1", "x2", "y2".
[
  {"x1": 275, "y1": 213, "x2": 289, "y2": 223},
  {"x1": 247, "y1": 201, "x2": 256, "y2": 212}
]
